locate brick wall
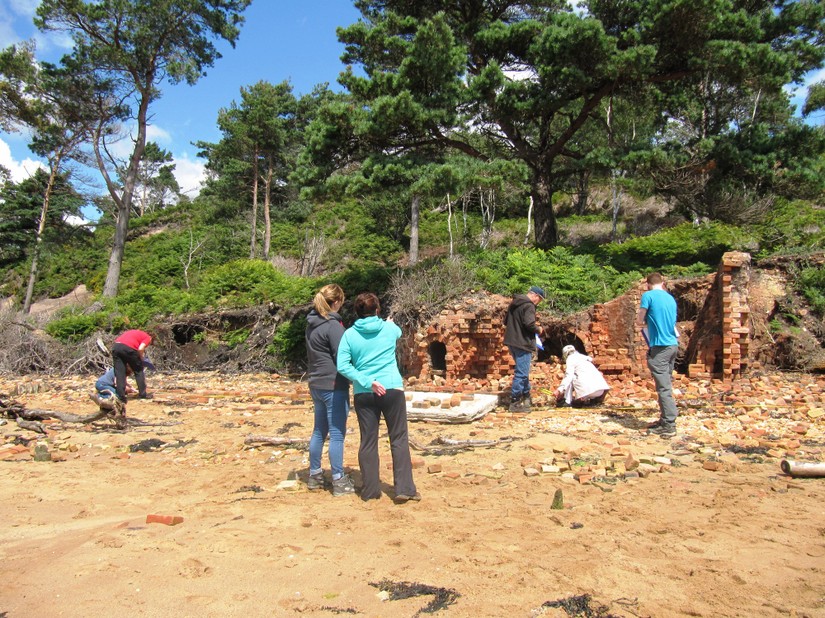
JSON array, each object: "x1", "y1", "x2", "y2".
[{"x1": 405, "y1": 252, "x2": 754, "y2": 388}]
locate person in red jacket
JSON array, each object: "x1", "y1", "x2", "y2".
[{"x1": 112, "y1": 329, "x2": 153, "y2": 403}]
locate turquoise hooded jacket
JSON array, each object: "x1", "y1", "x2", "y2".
[{"x1": 336, "y1": 316, "x2": 403, "y2": 394}]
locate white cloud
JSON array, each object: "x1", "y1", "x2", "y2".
[
  {"x1": 7, "y1": 0, "x2": 38, "y2": 17},
  {"x1": 103, "y1": 122, "x2": 174, "y2": 159},
  {"x1": 0, "y1": 0, "x2": 73, "y2": 54},
  {"x1": 172, "y1": 153, "x2": 205, "y2": 197},
  {"x1": 146, "y1": 124, "x2": 172, "y2": 145},
  {"x1": 0, "y1": 136, "x2": 45, "y2": 182},
  {"x1": 804, "y1": 67, "x2": 825, "y2": 88},
  {"x1": 64, "y1": 214, "x2": 89, "y2": 227}
]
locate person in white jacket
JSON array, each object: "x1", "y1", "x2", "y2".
[{"x1": 555, "y1": 345, "x2": 610, "y2": 407}]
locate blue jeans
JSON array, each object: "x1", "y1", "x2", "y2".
[
  {"x1": 309, "y1": 388, "x2": 350, "y2": 480},
  {"x1": 95, "y1": 378, "x2": 115, "y2": 399},
  {"x1": 509, "y1": 346, "x2": 533, "y2": 400}
]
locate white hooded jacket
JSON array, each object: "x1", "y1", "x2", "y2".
[{"x1": 557, "y1": 350, "x2": 610, "y2": 404}]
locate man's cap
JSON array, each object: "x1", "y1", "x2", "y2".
[
  {"x1": 562, "y1": 344, "x2": 576, "y2": 360},
  {"x1": 528, "y1": 286, "x2": 546, "y2": 299}
]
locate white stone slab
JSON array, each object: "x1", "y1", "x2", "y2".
[{"x1": 405, "y1": 391, "x2": 500, "y2": 423}]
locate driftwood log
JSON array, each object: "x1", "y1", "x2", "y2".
[
  {"x1": 409, "y1": 436, "x2": 514, "y2": 453},
  {"x1": 1, "y1": 397, "x2": 126, "y2": 430},
  {"x1": 244, "y1": 435, "x2": 310, "y2": 448}
]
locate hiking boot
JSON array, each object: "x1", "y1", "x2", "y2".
[
  {"x1": 523, "y1": 395, "x2": 532, "y2": 407},
  {"x1": 509, "y1": 398, "x2": 531, "y2": 413},
  {"x1": 393, "y1": 492, "x2": 422, "y2": 504},
  {"x1": 306, "y1": 472, "x2": 325, "y2": 490},
  {"x1": 331, "y1": 474, "x2": 356, "y2": 497},
  {"x1": 647, "y1": 424, "x2": 676, "y2": 438}
]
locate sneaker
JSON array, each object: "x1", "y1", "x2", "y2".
[
  {"x1": 647, "y1": 424, "x2": 676, "y2": 438},
  {"x1": 137, "y1": 393, "x2": 154, "y2": 400},
  {"x1": 331, "y1": 474, "x2": 356, "y2": 497},
  {"x1": 306, "y1": 472, "x2": 325, "y2": 491},
  {"x1": 393, "y1": 492, "x2": 422, "y2": 504}
]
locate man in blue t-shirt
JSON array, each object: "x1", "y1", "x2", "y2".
[{"x1": 636, "y1": 272, "x2": 679, "y2": 437}]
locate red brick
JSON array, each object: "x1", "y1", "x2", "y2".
[{"x1": 146, "y1": 514, "x2": 184, "y2": 525}]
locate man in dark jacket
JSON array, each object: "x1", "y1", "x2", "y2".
[{"x1": 503, "y1": 286, "x2": 545, "y2": 412}]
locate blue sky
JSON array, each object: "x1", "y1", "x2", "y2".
[
  {"x1": 0, "y1": 0, "x2": 361, "y2": 199},
  {"x1": 1, "y1": 0, "x2": 822, "y2": 205}
]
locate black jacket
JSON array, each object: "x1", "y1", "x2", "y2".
[
  {"x1": 305, "y1": 310, "x2": 350, "y2": 391},
  {"x1": 503, "y1": 294, "x2": 540, "y2": 352}
]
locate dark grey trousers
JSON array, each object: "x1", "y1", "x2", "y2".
[
  {"x1": 647, "y1": 345, "x2": 679, "y2": 426},
  {"x1": 353, "y1": 389, "x2": 417, "y2": 500}
]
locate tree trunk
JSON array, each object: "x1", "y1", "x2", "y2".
[
  {"x1": 531, "y1": 171, "x2": 558, "y2": 249},
  {"x1": 102, "y1": 92, "x2": 151, "y2": 298},
  {"x1": 409, "y1": 193, "x2": 420, "y2": 266},
  {"x1": 610, "y1": 168, "x2": 624, "y2": 242},
  {"x1": 23, "y1": 157, "x2": 61, "y2": 314},
  {"x1": 249, "y1": 148, "x2": 259, "y2": 259},
  {"x1": 575, "y1": 169, "x2": 591, "y2": 215},
  {"x1": 262, "y1": 159, "x2": 272, "y2": 261},
  {"x1": 446, "y1": 193, "x2": 454, "y2": 258}
]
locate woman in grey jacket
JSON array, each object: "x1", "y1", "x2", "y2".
[{"x1": 305, "y1": 284, "x2": 354, "y2": 496}]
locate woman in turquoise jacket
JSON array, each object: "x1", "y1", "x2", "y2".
[{"x1": 336, "y1": 292, "x2": 419, "y2": 503}]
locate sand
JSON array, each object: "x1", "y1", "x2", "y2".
[{"x1": 1, "y1": 371, "x2": 824, "y2": 618}]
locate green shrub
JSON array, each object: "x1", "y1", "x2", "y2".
[
  {"x1": 45, "y1": 306, "x2": 133, "y2": 342},
  {"x1": 601, "y1": 222, "x2": 758, "y2": 271},
  {"x1": 192, "y1": 259, "x2": 315, "y2": 309},
  {"x1": 465, "y1": 247, "x2": 640, "y2": 315},
  {"x1": 45, "y1": 312, "x2": 101, "y2": 342},
  {"x1": 333, "y1": 264, "x2": 393, "y2": 298},
  {"x1": 269, "y1": 315, "x2": 308, "y2": 367},
  {"x1": 112, "y1": 284, "x2": 194, "y2": 325},
  {"x1": 306, "y1": 201, "x2": 404, "y2": 269},
  {"x1": 660, "y1": 262, "x2": 715, "y2": 278},
  {"x1": 798, "y1": 265, "x2": 825, "y2": 316},
  {"x1": 222, "y1": 328, "x2": 251, "y2": 347},
  {"x1": 756, "y1": 200, "x2": 825, "y2": 255}
]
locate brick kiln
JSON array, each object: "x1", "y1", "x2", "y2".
[{"x1": 404, "y1": 252, "x2": 755, "y2": 387}]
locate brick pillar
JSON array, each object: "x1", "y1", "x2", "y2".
[{"x1": 721, "y1": 251, "x2": 751, "y2": 384}]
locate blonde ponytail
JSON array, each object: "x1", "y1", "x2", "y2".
[{"x1": 313, "y1": 284, "x2": 345, "y2": 319}]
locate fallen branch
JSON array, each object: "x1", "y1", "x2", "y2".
[
  {"x1": 409, "y1": 436, "x2": 514, "y2": 453},
  {"x1": 16, "y1": 418, "x2": 46, "y2": 434},
  {"x1": 244, "y1": 435, "x2": 309, "y2": 448},
  {"x1": 1, "y1": 397, "x2": 125, "y2": 429},
  {"x1": 10, "y1": 320, "x2": 39, "y2": 332},
  {"x1": 14, "y1": 407, "x2": 111, "y2": 424}
]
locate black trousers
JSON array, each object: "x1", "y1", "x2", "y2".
[
  {"x1": 112, "y1": 342, "x2": 147, "y2": 402},
  {"x1": 353, "y1": 389, "x2": 417, "y2": 500}
]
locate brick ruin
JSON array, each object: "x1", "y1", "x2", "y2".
[{"x1": 404, "y1": 251, "x2": 756, "y2": 389}]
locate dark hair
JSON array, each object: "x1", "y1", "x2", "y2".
[
  {"x1": 646, "y1": 272, "x2": 664, "y2": 285},
  {"x1": 354, "y1": 292, "x2": 380, "y2": 318}
]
